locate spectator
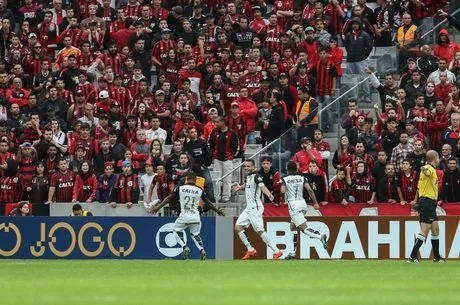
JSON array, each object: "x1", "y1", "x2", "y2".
[
  {"x1": 329, "y1": 167, "x2": 349, "y2": 205},
  {"x1": 312, "y1": 129, "x2": 331, "y2": 180},
  {"x1": 433, "y1": 29, "x2": 459, "y2": 63},
  {"x1": 257, "y1": 156, "x2": 280, "y2": 205},
  {"x1": 109, "y1": 160, "x2": 140, "y2": 208},
  {"x1": 397, "y1": 158, "x2": 418, "y2": 205},
  {"x1": 344, "y1": 17, "x2": 373, "y2": 103},
  {"x1": 395, "y1": 13, "x2": 420, "y2": 73},
  {"x1": 438, "y1": 144, "x2": 458, "y2": 171},
  {"x1": 438, "y1": 9, "x2": 460, "y2": 31},
  {"x1": 165, "y1": 140, "x2": 183, "y2": 176},
  {"x1": 428, "y1": 58, "x2": 456, "y2": 85},
  {"x1": 443, "y1": 113, "x2": 460, "y2": 149},
  {"x1": 332, "y1": 134, "x2": 354, "y2": 169},
  {"x1": 440, "y1": 157, "x2": 460, "y2": 202},
  {"x1": 377, "y1": 164, "x2": 400, "y2": 203},
  {"x1": 96, "y1": 162, "x2": 117, "y2": 203},
  {"x1": 208, "y1": 116, "x2": 239, "y2": 203},
  {"x1": 292, "y1": 137, "x2": 323, "y2": 174},
  {"x1": 416, "y1": 44, "x2": 439, "y2": 77},
  {"x1": 391, "y1": 131, "x2": 414, "y2": 172},
  {"x1": 30, "y1": 162, "x2": 50, "y2": 216},
  {"x1": 72, "y1": 160, "x2": 97, "y2": 203},
  {"x1": 295, "y1": 86, "x2": 318, "y2": 142},
  {"x1": 406, "y1": 139, "x2": 426, "y2": 173},
  {"x1": 358, "y1": 117, "x2": 378, "y2": 158},
  {"x1": 372, "y1": 150, "x2": 389, "y2": 184},
  {"x1": 47, "y1": 158, "x2": 75, "y2": 204},
  {"x1": 71, "y1": 203, "x2": 93, "y2": 216},
  {"x1": 346, "y1": 160, "x2": 376, "y2": 204}
]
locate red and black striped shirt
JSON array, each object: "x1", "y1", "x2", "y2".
[
  {"x1": 99, "y1": 53, "x2": 125, "y2": 76},
  {"x1": 112, "y1": 173, "x2": 139, "y2": 203},
  {"x1": 152, "y1": 39, "x2": 176, "y2": 67},
  {"x1": 124, "y1": 3, "x2": 141, "y2": 19},
  {"x1": 312, "y1": 60, "x2": 337, "y2": 96},
  {"x1": 350, "y1": 174, "x2": 375, "y2": 202},
  {"x1": 226, "y1": 115, "x2": 248, "y2": 151},
  {"x1": 0, "y1": 176, "x2": 22, "y2": 203},
  {"x1": 50, "y1": 170, "x2": 75, "y2": 202},
  {"x1": 208, "y1": 128, "x2": 239, "y2": 161},
  {"x1": 18, "y1": 158, "x2": 35, "y2": 192},
  {"x1": 240, "y1": 72, "x2": 262, "y2": 97},
  {"x1": 398, "y1": 170, "x2": 418, "y2": 202}
]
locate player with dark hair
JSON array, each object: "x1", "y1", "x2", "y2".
[
  {"x1": 152, "y1": 173, "x2": 224, "y2": 260},
  {"x1": 407, "y1": 150, "x2": 444, "y2": 263},
  {"x1": 282, "y1": 161, "x2": 328, "y2": 259},
  {"x1": 233, "y1": 159, "x2": 283, "y2": 260}
]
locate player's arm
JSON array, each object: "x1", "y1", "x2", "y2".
[
  {"x1": 233, "y1": 183, "x2": 246, "y2": 192},
  {"x1": 152, "y1": 193, "x2": 177, "y2": 213},
  {"x1": 304, "y1": 182, "x2": 319, "y2": 206},
  {"x1": 260, "y1": 183, "x2": 274, "y2": 202},
  {"x1": 421, "y1": 165, "x2": 433, "y2": 176},
  {"x1": 202, "y1": 196, "x2": 225, "y2": 216}
]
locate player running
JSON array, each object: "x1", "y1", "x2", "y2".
[
  {"x1": 233, "y1": 159, "x2": 283, "y2": 260},
  {"x1": 152, "y1": 173, "x2": 224, "y2": 260},
  {"x1": 282, "y1": 161, "x2": 328, "y2": 259}
]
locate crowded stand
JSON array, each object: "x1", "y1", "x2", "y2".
[{"x1": 0, "y1": 0, "x2": 459, "y2": 217}]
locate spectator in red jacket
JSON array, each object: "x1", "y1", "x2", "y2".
[
  {"x1": 433, "y1": 29, "x2": 460, "y2": 63},
  {"x1": 72, "y1": 160, "x2": 98, "y2": 203},
  {"x1": 233, "y1": 87, "x2": 258, "y2": 144},
  {"x1": 7, "y1": 77, "x2": 30, "y2": 107},
  {"x1": 291, "y1": 137, "x2": 323, "y2": 174},
  {"x1": 173, "y1": 109, "x2": 203, "y2": 139}
]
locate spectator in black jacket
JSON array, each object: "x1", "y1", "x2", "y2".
[
  {"x1": 93, "y1": 138, "x2": 115, "y2": 176},
  {"x1": 265, "y1": 92, "x2": 285, "y2": 146},
  {"x1": 416, "y1": 44, "x2": 439, "y2": 77},
  {"x1": 184, "y1": 127, "x2": 214, "y2": 200},
  {"x1": 377, "y1": 164, "x2": 400, "y2": 203},
  {"x1": 440, "y1": 157, "x2": 460, "y2": 202},
  {"x1": 344, "y1": 17, "x2": 373, "y2": 104},
  {"x1": 165, "y1": 140, "x2": 183, "y2": 175}
]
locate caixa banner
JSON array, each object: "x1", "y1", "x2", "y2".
[
  {"x1": 233, "y1": 217, "x2": 460, "y2": 259},
  {"x1": 0, "y1": 217, "x2": 216, "y2": 259}
]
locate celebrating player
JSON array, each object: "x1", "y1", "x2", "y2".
[
  {"x1": 407, "y1": 150, "x2": 445, "y2": 263},
  {"x1": 233, "y1": 159, "x2": 283, "y2": 260},
  {"x1": 282, "y1": 161, "x2": 328, "y2": 259},
  {"x1": 152, "y1": 173, "x2": 224, "y2": 260}
]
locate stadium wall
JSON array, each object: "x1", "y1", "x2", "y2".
[{"x1": 1, "y1": 217, "x2": 459, "y2": 259}]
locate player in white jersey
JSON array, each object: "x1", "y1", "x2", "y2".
[
  {"x1": 233, "y1": 159, "x2": 283, "y2": 260},
  {"x1": 152, "y1": 173, "x2": 224, "y2": 260},
  {"x1": 282, "y1": 161, "x2": 328, "y2": 259}
]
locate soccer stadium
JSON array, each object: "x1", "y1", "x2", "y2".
[{"x1": 1, "y1": 0, "x2": 460, "y2": 304}]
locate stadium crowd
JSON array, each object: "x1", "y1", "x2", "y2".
[{"x1": 0, "y1": 0, "x2": 458, "y2": 216}]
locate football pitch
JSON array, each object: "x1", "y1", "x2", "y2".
[{"x1": 1, "y1": 260, "x2": 459, "y2": 305}]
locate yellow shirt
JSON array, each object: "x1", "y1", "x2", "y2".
[{"x1": 417, "y1": 164, "x2": 438, "y2": 200}]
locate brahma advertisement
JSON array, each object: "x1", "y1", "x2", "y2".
[
  {"x1": 233, "y1": 217, "x2": 460, "y2": 259},
  {"x1": 0, "y1": 217, "x2": 216, "y2": 259}
]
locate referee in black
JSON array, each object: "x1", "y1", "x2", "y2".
[{"x1": 407, "y1": 150, "x2": 445, "y2": 263}]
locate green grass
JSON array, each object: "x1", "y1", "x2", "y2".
[{"x1": 1, "y1": 260, "x2": 459, "y2": 305}]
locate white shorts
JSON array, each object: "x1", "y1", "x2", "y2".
[
  {"x1": 235, "y1": 207, "x2": 264, "y2": 232},
  {"x1": 290, "y1": 209, "x2": 307, "y2": 227},
  {"x1": 174, "y1": 215, "x2": 201, "y2": 236}
]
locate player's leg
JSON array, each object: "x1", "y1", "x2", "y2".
[
  {"x1": 285, "y1": 222, "x2": 298, "y2": 259},
  {"x1": 408, "y1": 199, "x2": 434, "y2": 262},
  {"x1": 250, "y1": 213, "x2": 283, "y2": 259},
  {"x1": 235, "y1": 210, "x2": 257, "y2": 259},
  {"x1": 295, "y1": 212, "x2": 328, "y2": 249},
  {"x1": 430, "y1": 221, "x2": 444, "y2": 262},
  {"x1": 189, "y1": 222, "x2": 206, "y2": 260},
  {"x1": 173, "y1": 220, "x2": 190, "y2": 259}
]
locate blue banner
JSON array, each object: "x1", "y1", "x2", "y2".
[{"x1": 0, "y1": 217, "x2": 216, "y2": 259}]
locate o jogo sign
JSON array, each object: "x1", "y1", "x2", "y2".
[{"x1": 234, "y1": 217, "x2": 460, "y2": 259}]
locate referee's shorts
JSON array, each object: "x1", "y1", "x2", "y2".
[{"x1": 417, "y1": 197, "x2": 437, "y2": 224}]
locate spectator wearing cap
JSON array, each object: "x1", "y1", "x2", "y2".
[
  {"x1": 152, "y1": 27, "x2": 176, "y2": 68},
  {"x1": 96, "y1": 161, "x2": 117, "y2": 203},
  {"x1": 344, "y1": 17, "x2": 373, "y2": 104},
  {"x1": 292, "y1": 137, "x2": 323, "y2": 174},
  {"x1": 278, "y1": 72, "x2": 299, "y2": 116},
  {"x1": 252, "y1": 75, "x2": 271, "y2": 106},
  {"x1": 298, "y1": 27, "x2": 319, "y2": 70},
  {"x1": 110, "y1": 160, "x2": 140, "y2": 208},
  {"x1": 399, "y1": 58, "x2": 427, "y2": 88},
  {"x1": 151, "y1": 89, "x2": 172, "y2": 134},
  {"x1": 202, "y1": 107, "x2": 219, "y2": 141},
  {"x1": 249, "y1": 6, "x2": 268, "y2": 34}
]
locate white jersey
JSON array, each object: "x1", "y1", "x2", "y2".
[
  {"x1": 176, "y1": 184, "x2": 205, "y2": 221},
  {"x1": 244, "y1": 173, "x2": 265, "y2": 211},
  {"x1": 281, "y1": 174, "x2": 308, "y2": 212},
  {"x1": 141, "y1": 173, "x2": 155, "y2": 202}
]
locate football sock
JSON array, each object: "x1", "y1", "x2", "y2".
[
  {"x1": 431, "y1": 235, "x2": 440, "y2": 259},
  {"x1": 191, "y1": 234, "x2": 204, "y2": 251},
  {"x1": 304, "y1": 227, "x2": 321, "y2": 240},
  {"x1": 261, "y1": 232, "x2": 279, "y2": 253},
  {"x1": 238, "y1": 231, "x2": 254, "y2": 251},
  {"x1": 292, "y1": 231, "x2": 298, "y2": 253},
  {"x1": 174, "y1": 231, "x2": 186, "y2": 249},
  {"x1": 410, "y1": 234, "x2": 426, "y2": 259}
]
